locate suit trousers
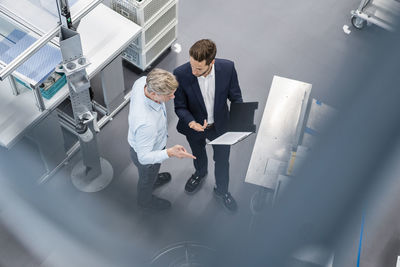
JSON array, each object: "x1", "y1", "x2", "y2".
[
  {"x1": 186, "y1": 126, "x2": 230, "y2": 194},
  {"x1": 130, "y1": 146, "x2": 161, "y2": 205}
]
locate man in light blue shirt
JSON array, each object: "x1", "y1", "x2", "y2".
[{"x1": 128, "y1": 68, "x2": 195, "y2": 211}]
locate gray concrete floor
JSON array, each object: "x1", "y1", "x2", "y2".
[{"x1": 1, "y1": 0, "x2": 400, "y2": 266}]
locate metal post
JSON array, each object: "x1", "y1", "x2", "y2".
[
  {"x1": 92, "y1": 100, "x2": 108, "y2": 116},
  {"x1": 8, "y1": 76, "x2": 19, "y2": 96},
  {"x1": 32, "y1": 85, "x2": 46, "y2": 112},
  {"x1": 57, "y1": 108, "x2": 76, "y2": 125},
  {"x1": 58, "y1": 116, "x2": 78, "y2": 137},
  {"x1": 58, "y1": 26, "x2": 113, "y2": 192}
]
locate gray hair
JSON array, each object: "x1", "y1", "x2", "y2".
[{"x1": 146, "y1": 68, "x2": 178, "y2": 95}]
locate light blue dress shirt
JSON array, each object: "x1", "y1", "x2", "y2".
[{"x1": 127, "y1": 76, "x2": 169, "y2": 165}]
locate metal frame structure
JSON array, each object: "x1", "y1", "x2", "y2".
[
  {"x1": 0, "y1": 1, "x2": 141, "y2": 186},
  {"x1": 0, "y1": 0, "x2": 103, "y2": 118},
  {"x1": 350, "y1": 0, "x2": 400, "y2": 30},
  {"x1": 0, "y1": 0, "x2": 102, "y2": 83},
  {"x1": 0, "y1": 0, "x2": 118, "y2": 190}
]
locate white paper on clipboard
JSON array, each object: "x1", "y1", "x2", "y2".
[{"x1": 207, "y1": 132, "x2": 252, "y2": 145}]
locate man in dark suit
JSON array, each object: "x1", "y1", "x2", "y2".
[{"x1": 173, "y1": 39, "x2": 243, "y2": 211}]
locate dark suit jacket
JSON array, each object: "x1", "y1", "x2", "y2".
[{"x1": 174, "y1": 58, "x2": 243, "y2": 139}]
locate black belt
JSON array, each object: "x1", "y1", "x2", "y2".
[{"x1": 205, "y1": 123, "x2": 214, "y2": 129}]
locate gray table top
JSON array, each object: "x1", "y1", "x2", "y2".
[{"x1": 245, "y1": 75, "x2": 312, "y2": 189}]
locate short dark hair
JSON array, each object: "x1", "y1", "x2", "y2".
[{"x1": 189, "y1": 39, "x2": 217, "y2": 65}]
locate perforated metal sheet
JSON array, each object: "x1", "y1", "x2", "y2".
[
  {"x1": 122, "y1": 21, "x2": 176, "y2": 69},
  {"x1": 0, "y1": 33, "x2": 62, "y2": 85},
  {"x1": 143, "y1": 0, "x2": 170, "y2": 23},
  {"x1": 144, "y1": 3, "x2": 176, "y2": 45},
  {"x1": 146, "y1": 23, "x2": 176, "y2": 63},
  {"x1": 111, "y1": 0, "x2": 139, "y2": 24}
]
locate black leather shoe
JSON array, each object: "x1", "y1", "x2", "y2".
[
  {"x1": 153, "y1": 172, "x2": 171, "y2": 189},
  {"x1": 185, "y1": 172, "x2": 207, "y2": 193},
  {"x1": 139, "y1": 195, "x2": 171, "y2": 211},
  {"x1": 214, "y1": 188, "x2": 238, "y2": 212}
]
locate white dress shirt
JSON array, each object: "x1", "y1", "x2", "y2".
[
  {"x1": 197, "y1": 65, "x2": 215, "y2": 124},
  {"x1": 127, "y1": 76, "x2": 169, "y2": 165}
]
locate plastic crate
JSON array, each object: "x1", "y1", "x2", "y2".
[
  {"x1": 111, "y1": 0, "x2": 173, "y2": 26},
  {"x1": 15, "y1": 72, "x2": 67, "y2": 100},
  {"x1": 122, "y1": 21, "x2": 177, "y2": 70},
  {"x1": 130, "y1": 1, "x2": 177, "y2": 49}
]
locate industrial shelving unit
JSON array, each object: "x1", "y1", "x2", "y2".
[{"x1": 111, "y1": 0, "x2": 178, "y2": 70}]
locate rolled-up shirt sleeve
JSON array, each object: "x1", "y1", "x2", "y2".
[{"x1": 134, "y1": 124, "x2": 169, "y2": 165}]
